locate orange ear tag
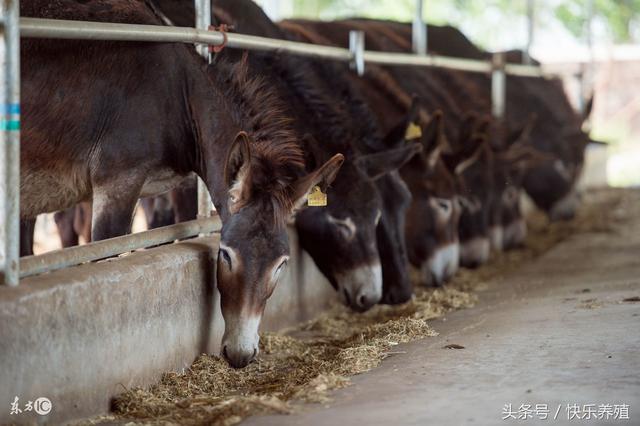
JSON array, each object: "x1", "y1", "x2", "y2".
[{"x1": 307, "y1": 186, "x2": 328, "y2": 207}]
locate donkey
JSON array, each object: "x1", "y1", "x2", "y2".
[
  {"x1": 21, "y1": 0, "x2": 344, "y2": 368},
  {"x1": 293, "y1": 19, "x2": 502, "y2": 269},
  {"x1": 50, "y1": 179, "x2": 197, "y2": 250},
  {"x1": 280, "y1": 20, "x2": 465, "y2": 284},
  {"x1": 372, "y1": 20, "x2": 591, "y2": 221},
  {"x1": 154, "y1": 0, "x2": 423, "y2": 310},
  {"x1": 337, "y1": 18, "x2": 562, "y2": 250}
]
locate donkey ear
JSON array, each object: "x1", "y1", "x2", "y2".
[
  {"x1": 507, "y1": 113, "x2": 537, "y2": 145},
  {"x1": 224, "y1": 132, "x2": 252, "y2": 212},
  {"x1": 355, "y1": 143, "x2": 423, "y2": 180},
  {"x1": 407, "y1": 95, "x2": 421, "y2": 124},
  {"x1": 582, "y1": 94, "x2": 594, "y2": 124},
  {"x1": 457, "y1": 112, "x2": 478, "y2": 146},
  {"x1": 454, "y1": 135, "x2": 490, "y2": 176},
  {"x1": 291, "y1": 154, "x2": 345, "y2": 209},
  {"x1": 382, "y1": 95, "x2": 424, "y2": 147},
  {"x1": 420, "y1": 111, "x2": 447, "y2": 168},
  {"x1": 473, "y1": 115, "x2": 491, "y2": 137},
  {"x1": 500, "y1": 141, "x2": 553, "y2": 175},
  {"x1": 420, "y1": 110, "x2": 443, "y2": 151}
]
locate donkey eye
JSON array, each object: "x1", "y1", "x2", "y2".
[
  {"x1": 374, "y1": 209, "x2": 382, "y2": 226},
  {"x1": 503, "y1": 187, "x2": 519, "y2": 203},
  {"x1": 272, "y1": 258, "x2": 288, "y2": 283},
  {"x1": 327, "y1": 215, "x2": 356, "y2": 240},
  {"x1": 219, "y1": 248, "x2": 232, "y2": 269},
  {"x1": 337, "y1": 223, "x2": 353, "y2": 239},
  {"x1": 436, "y1": 198, "x2": 451, "y2": 212}
]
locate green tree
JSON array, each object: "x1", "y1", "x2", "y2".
[
  {"x1": 290, "y1": 0, "x2": 640, "y2": 44},
  {"x1": 555, "y1": 0, "x2": 640, "y2": 43}
]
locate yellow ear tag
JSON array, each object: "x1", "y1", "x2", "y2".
[
  {"x1": 307, "y1": 186, "x2": 327, "y2": 207},
  {"x1": 405, "y1": 122, "x2": 422, "y2": 140}
]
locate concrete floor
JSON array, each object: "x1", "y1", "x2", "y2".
[{"x1": 246, "y1": 201, "x2": 640, "y2": 425}]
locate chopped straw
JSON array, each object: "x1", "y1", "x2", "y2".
[{"x1": 84, "y1": 189, "x2": 632, "y2": 426}]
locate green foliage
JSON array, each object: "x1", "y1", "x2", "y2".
[
  {"x1": 290, "y1": 0, "x2": 640, "y2": 43},
  {"x1": 554, "y1": 0, "x2": 640, "y2": 43}
]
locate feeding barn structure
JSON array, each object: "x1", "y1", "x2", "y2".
[{"x1": 1, "y1": 0, "x2": 638, "y2": 424}]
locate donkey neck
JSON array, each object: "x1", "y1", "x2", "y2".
[
  {"x1": 185, "y1": 67, "x2": 241, "y2": 217},
  {"x1": 185, "y1": 57, "x2": 305, "y2": 220}
]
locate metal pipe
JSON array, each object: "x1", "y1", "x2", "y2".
[
  {"x1": 349, "y1": 30, "x2": 365, "y2": 76},
  {"x1": 581, "y1": 0, "x2": 595, "y2": 114},
  {"x1": 19, "y1": 18, "x2": 548, "y2": 77},
  {"x1": 412, "y1": 0, "x2": 427, "y2": 55},
  {"x1": 20, "y1": 216, "x2": 222, "y2": 279},
  {"x1": 194, "y1": 0, "x2": 213, "y2": 220},
  {"x1": 491, "y1": 52, "x2": 506, "y2": 119},
  {"x1": 364, "y1": 50, "x2": 491, "y2": 72},
  {"x1": 195, "y1": 0, "x2": 211, "y2": 62},
  {"x1": 1, "y1": 0, "x2": 21, "y2": 286},
  {"x1": 523, "y1": 0, "x2": 534, "y2": 65},
  {"x1": 20, "y1": 18, "x2": 353, "y2": 60}
]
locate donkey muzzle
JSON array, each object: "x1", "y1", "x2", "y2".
[
  {"x1": 338, "y1": 263, "x2": 383, "y2": 312},
  {"x1": 221, "y1": 315, "x2": 260, "y2": 368}
]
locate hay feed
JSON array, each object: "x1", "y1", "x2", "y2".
[{"x1": 87, "y1": 189, "x2": 634, "y2": 426}]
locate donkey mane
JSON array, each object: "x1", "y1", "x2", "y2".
[
  {"x1": 274, "y1": 50, "x2": 382, "y2": 160},
  {"x1": 21, "y1": 0, "x2": 163, "y2": 25},
  {"x1": 209, "y1": 55, "x2": 306, "y2": 226}
]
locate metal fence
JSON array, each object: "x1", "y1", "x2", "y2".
[{"x1": 1, "y1": 0, "x2": 550, "y2": 286}]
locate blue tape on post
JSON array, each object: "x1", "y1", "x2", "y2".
[
  {"x1": 1, "y1": 103, "x2": 20, "y2": 114},
  {"x1": 0, "y1": 120, "x2": 20, "y2": 131},
  {"x1": 1, "y1": 104, "x2": 21, "y2": 130}
]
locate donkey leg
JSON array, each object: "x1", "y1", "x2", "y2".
[
  {"x1": 19, "y1": 219, "x2": 36, "y2": 256},
  {"x1": 76, "y1": 202, "x2": 93, "y2": 244},
  {"x1": 54, "y1": 207, "x2": 79, "y2": 248},
  {"x1": 91, "y1": 180, "x2": 144, "y2": 242}
]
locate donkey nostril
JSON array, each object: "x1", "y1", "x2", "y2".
[
  {"x1": 222, "y1": 345, "x2": 229, "y2": 360},
  {"x1": 252, "y1": 347, "x2": 257, "y2": 360},
  {"x1": 355, "y1": 291, "x2": 377, "y2": 311},
  {"x1": 358, "y1": 294, "x2": 367, "y2": 307},
  {"x1": 342, "y1": 288, "x2": 352, "y2": 306}
]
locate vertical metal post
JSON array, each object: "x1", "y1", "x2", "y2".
[
  {"x1": 195, "y1": 0, "x2": 211, "y2": 62},
  {"x1": 349, "y1": 30, "x2": 365, "y2": 77},
  {"x1": 523, "y1": 0, "x2": 534, "y2": 65},
  {"x1": 194, "y1": 0, "x2": 212, "y2": 218},
  {"x1": 491, "y1": 52, "x2": 506, "y2": 120},
  {"x1": 412, "y1": 0, "x2": 427, "y2": 55},
  {"x1": 580, "y1": 0, "x2": 594, "y2": 115},
  {"x1": 1, "y1": 0, "x2": 21, "y2": 286},
  {"x1": 576, "y1": 66, "x2": 585, "y2": 114}
]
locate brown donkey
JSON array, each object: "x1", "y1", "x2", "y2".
[
  {"x1": 20, "y1": 0, "x2": 343, "y2": 368},
  {"x1": 155, "y1": 0, "x2": 424, "y2": 312},
  {"x1": 281, "y1": 21, "x2": 463, "y2": 284}
]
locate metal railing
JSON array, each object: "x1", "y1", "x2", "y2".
[
  {"x1": 1, "y1": 3, "x2": 551, "y2": 286},
  {"x1": 20, "y1": 216, "x2": 221, "y2": 279},
  {"x1": 18, "y1": 17, "x2": 548, "y2": 78},
  {"x1": 1, "y1": 0, "x2": 20, "y2": 286}
]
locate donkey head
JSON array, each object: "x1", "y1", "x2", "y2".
[
  {"x1": 490, "y1": 115, "x2": 543, "y2": 250},
  {"x1": 217, "y1": 133, "x2": 344, "y2": 368},
  {"x1": 295, "y1": 137, "x2": 421, "y2": 312},
  {"x1": 402, "y1": 110, "x2": 461, "y2": 286},
  {"x1": 444, "y1": 115, "x2": 495, "y2": 268},
  {"x1": 374, "y1": 96, "x2": 426, "y2": 305},
  {"x1": 523, "y1": 97, "x2": 592, "y2": 221}
]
